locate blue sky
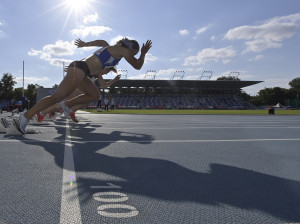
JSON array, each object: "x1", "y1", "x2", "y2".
[{"x1": 1, "y1": 0, "x2": 300, "y2": 95}]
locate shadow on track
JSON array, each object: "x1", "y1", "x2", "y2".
[{"x1": 12, "y1": 120, "x2": 300, "y2": 222}]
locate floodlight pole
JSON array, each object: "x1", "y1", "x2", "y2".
[
  {"x1": 22, "y1": 60, "x2": 24, "y2": 97},
  {"x1": 63, "y1": 61, "x2": 65, "y2": 79},
  {"x1": 144, "y1": 70, "x2": 157, "y2": 80}
]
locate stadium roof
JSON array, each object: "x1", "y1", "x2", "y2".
[{"x1": 105, "y1": 79, "x2": 263, "y2": 89}]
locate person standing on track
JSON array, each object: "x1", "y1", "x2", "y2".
[
  {"x1": 104, "y1": 96, "x2": 109, "y2": 111},
  {"x1": 110, "y1": 98, "x2": 115, "y2": 111},
  {"x1": 17, "y1": 37, "x2": 152, "y2": 134},
  {"x1": 97, "y1": 93, "x2": 102, "y2": 110}
]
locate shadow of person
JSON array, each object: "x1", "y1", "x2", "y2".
[
  {"x1": 12, "y1": 121, "x2": 300, "y2": 222},
  {"x1": 73, "y1": 151, "x2": 300, "y2": 222}
]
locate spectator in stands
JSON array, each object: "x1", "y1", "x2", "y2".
[
  {"x1": 110, "y1": 98, "x2": 115, "y2": 111},
  {"x1": 18, "y1": 37, "x2": 152, "y2": 133},
  {"x1": 104, "y1": 97, "x2": 109, "y2": 111}
]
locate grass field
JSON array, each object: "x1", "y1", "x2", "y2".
[{"x1": 82, "y1": 109, "x2": 300, "y2": 115}]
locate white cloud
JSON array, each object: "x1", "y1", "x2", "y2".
[
  {"x1": 186, "y1": 67, "x2": 203, "y2": 73},
  {"x1": 110, "y1": 35, "x2": 124, "y2": 45},
  {"x1": 83, "y1": 12, "x2": 98, "y2": 24},
  {"x1": 28, "y1": 49, "x2": 41, "y2": 56},
  {"x1": 110, "y1": 35, "x2": 135, "y2": 45},
  {"x1": 179, "y1": 29, "x2": 189, "y2": 35},
  {"x1": 157, "y1": 69, "x2": 184, "y2": 80},
  {"x1": 222, "y1": 59, "x2": 232, "y2": 64},
  {"x1": 225, "y1": 13, "x2": 300, "y2": 53},
  {"x1": 15, "y1": 76, "x2": 50, "y2": 85},
  {"x1": 0, "y1": 21, "x2": 4, "y2": 37},
  {"x1": 248, "y1": 54, "x2": 264, "y2": 62},
  {"x1": 183, "y1": 46, "x2": 236, "y2": 66},
  {"x1": 71, "y1": 25, "x2": 112, "y2": 38},
  {"x1": 129, "y1": 69, "x2": 184, "y2": 80},
  {"x1": 196, "y1": 26, "x2": 209, "y2": 35},
  {"x1": 170, "y1": 58, "x2": 179, "y2": 62},
  {"x1": 128, "y1": 74, "x2": 146, "y2": 79},
  {"x1": 210, "y1": 36, "x2": 216, "y2": 41},
  {"x1": 157, "y1": 69, "x2": 177, "y2": 76},
  {"x1": 145, "y1": 53, "x2": 157, "y2": 62},
  {"x1": 193, "y1": 25, "x2": 210, "y2": 39},
  {"x1": 28, "y1": 40, "x2": 75, "y2": 67},
  {"x1": 48, "y1": 58, "x2": 73, "y2": 67},
  {"x1": 42, "y1": 40, "x2": 75, "y2": 56}
]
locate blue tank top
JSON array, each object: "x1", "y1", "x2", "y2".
[{"x1": 94, "y1": 47, "x2": 121, "y2": 69}]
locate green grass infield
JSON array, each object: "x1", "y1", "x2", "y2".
[{"x1": 82, "y1": 109, "x2": 300, "y2": 115}]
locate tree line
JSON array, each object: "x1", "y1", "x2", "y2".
[
  {"x1": 0, "y1": 73, "x2": 45, "y2": 104},
  {"x1": 217, "y1": 76, "x2": 300, "y2": 107}
]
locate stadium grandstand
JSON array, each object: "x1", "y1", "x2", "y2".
[
  {"x1": 36, "y1": 71, "x2": 262, "y2": 110},
  {"x1": 94, "y1": 79, "x2": 262, "y2": 110}
]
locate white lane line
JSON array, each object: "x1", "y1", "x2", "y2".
[
  {"x1": 60, "y1": 120, "x2": 82, "y2": 224},
  {"x1": 91, "y1": 126, "x2": 300, "y2": 130},
  {"x1": 2, "y1": 138, "x2": 300, "y2": 144},
  {"x1": 69, "y1": 138, "x2": 300, "y2": 143}
]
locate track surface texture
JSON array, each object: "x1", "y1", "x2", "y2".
[{"x1": 1, "y1": 112, "x2": 300, "y2": 224}]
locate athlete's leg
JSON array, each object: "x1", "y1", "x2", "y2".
[
  {"x1": 64, "y1": 77, "x2": 100, "y2": 109},
  {"x1": 41, "y1": 89, "x2": 84, "y2": 115},
  {"x1": 40, "y1": 103, "x2": 60, "y2": 115},
  {"x1": 70, "y1": 102, "x2": 92, "y2": 112},
  {"x1": 23, "y1": 68, "x2": 85, "y2": 120}
]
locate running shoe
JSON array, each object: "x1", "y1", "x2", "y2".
[
  {"x1": 37, "y1": 112, "x2": 44, "y2": 122},
  {"x1": 18, "y1": 112, "x2": 28, "y2": 134},
  {"x1": 59, "y1": 101, "x2": 71, "y2": 119},
  {"x1": 69, "y1": 111, "x2": 78, "y2": 123}
]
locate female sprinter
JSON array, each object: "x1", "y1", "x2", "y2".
[
  {"x1": 18, "y1": 38, "x2": 152, "y2": 133},
  {"x1": 37, "y1": 69, "x2": 119, "y2": 123}
]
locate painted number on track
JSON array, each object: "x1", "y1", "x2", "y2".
[{"x1": 90, "y1": 183, "x2": 139, "y2": 218}]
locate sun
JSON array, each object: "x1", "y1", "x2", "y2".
[{"x1": 64, "y1": 0, "x2": 92, "y2": 13}]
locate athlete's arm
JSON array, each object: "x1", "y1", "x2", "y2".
[
  {"x1": 75, "y1": 38, "x2": 109, "y2": 48},
  {"x1": 97, "y1": 74, "x2": 121, "y2": 88},
  {"x1": 97, "y1": 67, "x2": 120, "y2": 88},
  {"x1": 123, "y1": 40, "x2": 152, "y2": 70}
]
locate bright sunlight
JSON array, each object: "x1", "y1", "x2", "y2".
[{"x1": 64, "y1": 0, "x2": 91, "y2": 13}]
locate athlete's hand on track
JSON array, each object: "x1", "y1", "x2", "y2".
[
  {"x1": 75, "y1": 38, "x2": 85, "y2": 48},
  {"x1": 141, "y1": 40, "x2": 152, "y2": 55}
]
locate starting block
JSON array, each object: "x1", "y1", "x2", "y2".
[
  {"x1": 1, "y1": 117, "x2": 43, "y2": 135},
  {"x1": 0, "y1": 117, "x2": 23, "y2": 135},
  {"x1": 0, "y1": 118, "x2": 7, "y2": 133},
  {"x1": 9, "y1": 118, "x2": 23, "y2": 135}
]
